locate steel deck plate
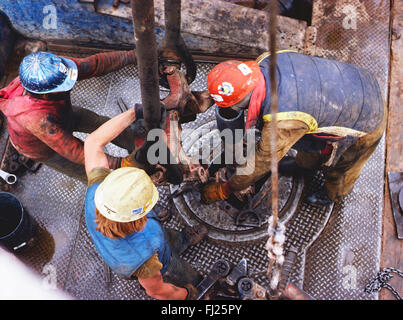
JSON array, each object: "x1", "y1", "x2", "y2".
[{"x1": 3, "y1": 0, "x2": 390, "y2": 299}]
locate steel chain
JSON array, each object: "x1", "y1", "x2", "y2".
[{"x1": 365, "y1": 267, "x2": 403, "y2": 300}]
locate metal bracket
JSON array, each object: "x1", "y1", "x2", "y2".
[
  {"x1": 235, "y1": 209, "x2": 264, "y2": 228},
  {"x1": 387, "y1": 172, "x2": 403, "y2": 239}
]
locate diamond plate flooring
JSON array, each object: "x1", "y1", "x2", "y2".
[
  {"x1": 2, "y1": 0, "x2": 391, "y2": 298},
  {"x1": 5, "y1": 56, "x2": 384, "y2": 300}
]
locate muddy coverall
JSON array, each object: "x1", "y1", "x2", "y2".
[
  {"x1": 215, "y1": 52, "x2": 386, "y2": 202},
  {"x1": 0, "y1": 50, "x2": 137, "y2": 183}
]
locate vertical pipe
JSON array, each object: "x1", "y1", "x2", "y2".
[
  {"x1": 162, "y1": 0, "x2": 196, "y2": 84},
  {"x1": 266, "y1": 0, "x2": 280, "y2": 290},
  {"x1": 164, "y1": 0, "x2": 181, "y2": 45},
  {"x1": 269, "y1": 0, "x2": 279, "y2": 231},
  {"x1": 131, "y1": 0, "x2": 161, "y2": 132}
]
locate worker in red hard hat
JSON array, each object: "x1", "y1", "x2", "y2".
[
  {"x1": 0, "y1": 50, "x2": 138, "y2": 184},
  {"x1": 201, "y1": 51, "x2": 386, "y2": 207}
]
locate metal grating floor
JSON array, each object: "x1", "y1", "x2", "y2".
[
  {"x1": 1, "y1": 0, "x2": 390, "y2": 301},
  {"x1": 5, "y1": 54, "x2": 383, "y2": 299}
]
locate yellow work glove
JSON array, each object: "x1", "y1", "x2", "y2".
[
  {"x1": 120, "y1": 150, "x2": 148, "y2": 170},
  {"x1": 201, "y1": 181, "x2": 232, "y2": 204},
  {"x1": 120, "y1": 155, "x2": 137, "y2": 168}
]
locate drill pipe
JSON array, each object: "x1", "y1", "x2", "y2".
[{"x1": 131, "y1": 0, "x2": 161, "y2": 132}]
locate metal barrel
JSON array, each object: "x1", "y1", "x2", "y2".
[{"x1": 0, "y1": 192, "x2": 37, "y2": 251}]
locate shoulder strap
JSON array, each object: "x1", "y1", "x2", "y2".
[
  {"x1": 263, "y1": 111, "x2": 318, "y2": 133},
  {"x1": 256, "y1": 50, "x2": 298, "y2": 64}
]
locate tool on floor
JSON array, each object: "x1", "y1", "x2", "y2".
[
  {"x1": 0, "y1": 168, "x2": 17, "y2": 185},
  {"x1": 387, "y1": 172, "x2": 403, "y2": 239},
  {"x1": 278, "y1": 245, "x2": 298, "y2": 292},
  {"x1": 235, "y1": 194, "x2": 264, "y2": 228},
  {"x1": 219, "y1": 258, "x2": 268, "y2": 300},
  {"x1": 103, "y1": 261, "x2": 112, "y2": 285},
  {"x1": 196, "y1": 259, "x2": 231, "y2": 300}
]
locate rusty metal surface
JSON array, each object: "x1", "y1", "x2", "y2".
[
  {"x1": 386, "y1": 0, "x2": 403, "y2": 171},
  {"x1": 309, "y1": 0, "x2": 390, "y2": 96},
  {"x1": 160, "y1": 0, "x2": 197, "y2": 85}
]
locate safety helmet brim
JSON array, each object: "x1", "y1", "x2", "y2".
[
  {"x1": 22, "y1": 57, "x2": 78, "y2": 95},
  {"x1": 207, "y1": 60, "x2": 261, "y2": 108},
  {"x1": 94, "y1": 167, "x2": 159, "y2": 223}
]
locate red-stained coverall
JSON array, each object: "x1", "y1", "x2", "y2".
[{"x1": 0, "y1": 50, "x2": 137, "y2": 183}]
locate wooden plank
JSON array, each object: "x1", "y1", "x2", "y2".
[
  {"x1": 381, "y1": 0, "x2": 403, "y2": 300},
  {"x1": 95, "y1": 0, "x2": 306, "y2": 52}
]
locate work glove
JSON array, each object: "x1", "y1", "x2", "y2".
[
  {"x1": 127, "y1": 140, "x2": 183, "y2": 185},
  {"x1": 183, "y1": 283, "x2": 199, "y2": 300},
  {"x1": 107, "y1": 155, "x2": 123, "y2": 170},
  {"x1": 201, "y1": 181, "x2": 232, "y2": 204},
  {"x1": 117, "y1": 98, "x2": 166, "y2": 128},
  {"x1": 120, "y1": 149, "x2": 149, "y2": 170}
]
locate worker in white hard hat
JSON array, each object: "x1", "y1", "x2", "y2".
[{"x1": 83, "y1": 107, "x2": 207, "y2": 300}]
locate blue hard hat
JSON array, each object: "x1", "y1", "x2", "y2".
[{"x1": 19, "y1": 52, "x2": 78, "y2": 94}]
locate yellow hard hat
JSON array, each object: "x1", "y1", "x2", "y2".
[{"x1": 94, "y1": 167, "x2": 159, "y2": 223}]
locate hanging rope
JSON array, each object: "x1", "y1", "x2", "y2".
[
  {"x1": 265, "y1": 0, "x2": 286, "y2": 295},
  {"x1": 365, "y1": 267, "x2": 403, "y2": 300}
]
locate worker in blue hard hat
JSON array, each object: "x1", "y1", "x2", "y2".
[{"x1": 0, "y1": 50, "x2": 138, "y2": 183}]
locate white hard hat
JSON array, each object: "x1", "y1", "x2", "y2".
[{"x1": 94, "y1": 167, "x2": 159, "y2": 223}]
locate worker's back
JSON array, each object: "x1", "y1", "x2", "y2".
[{"x1": 258, "y1": 52, "x2": 384, "y2": 134}]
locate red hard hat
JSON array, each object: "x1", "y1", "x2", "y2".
[{"x1": 207, "y1": 60, "x2": 261, "y2": 107}]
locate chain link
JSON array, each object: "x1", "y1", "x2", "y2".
[{"x1": 365, "y1": 268, "x2": 403, "y2": 300}]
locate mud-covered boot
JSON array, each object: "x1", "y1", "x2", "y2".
[
  {"x1": 278, "y1": 156, "x2": 315, "y2": 177},
  {"x1": 305, "y1": 189, "x2": 333, "y2": 207}
]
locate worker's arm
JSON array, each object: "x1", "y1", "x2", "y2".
[
  {"x1": 67, "y1": 50, "x2": 137, "y2": 81},
  {"x1": 228, "y1": 119, "x2": 309, "y2": 191},
  {"x1": 84, "y1": 108, "x2": 136, "y2": 176},
  {"x1": 201, "y1": 119, "x2": 309, "y2": 203},
  {"x1": 24, "y1": 113, "x2": 86, "y2": 165},
  {"x1": 138, "y1": 272, "x2": 188, "y2": 300}
]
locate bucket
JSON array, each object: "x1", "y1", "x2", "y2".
[{"x1": 0, "y1": 192, "x2": 37, "y2": 251}]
